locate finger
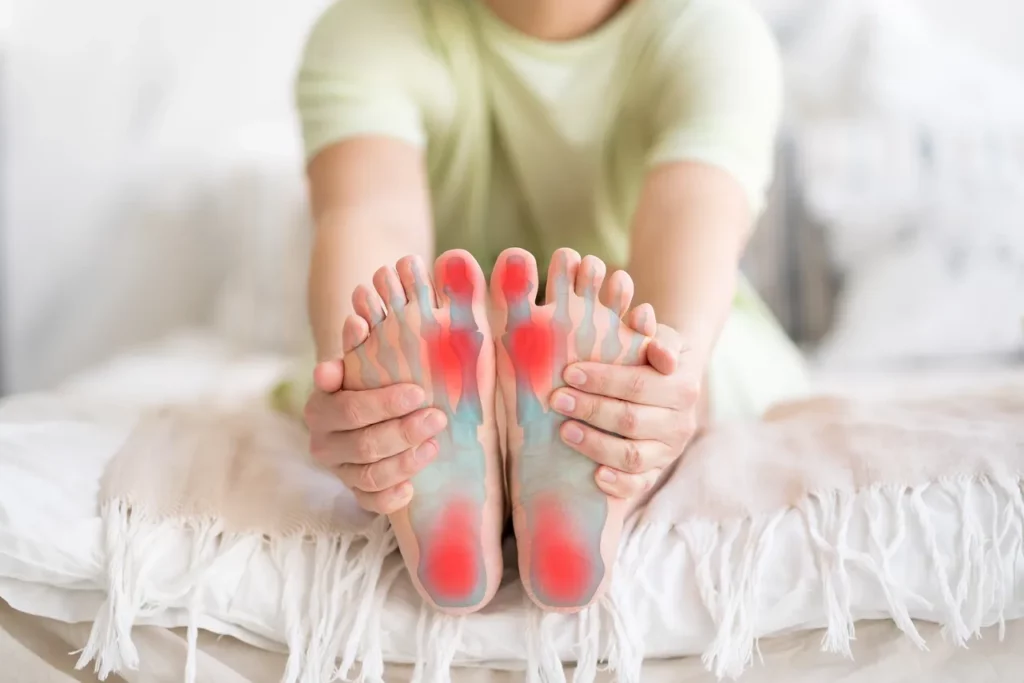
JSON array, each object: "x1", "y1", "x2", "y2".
[
  {"x1": 649, "y1": 325, "x2": 687, "y2": 372},
  {"x1": 325, "y1": 384, "x2": 427, "y2": 431},
  {"x1": 330, "y1": 408, "x2": 447, "y2": 465},
  {"x1": 550, "y1": 387, "x2": 676, "y2": 441},
  {"x1": 595, "y1": 466, "x2": 662, "y2": 499},
  {"x1": 336, "y1": 439, "x2": 438, "y2": 492},
  {"x1": 559, "y1": 420, "x2": 675, "y2": 474},
  {"x1": 625, "y1": 304, "x2": 657, "y2": 337},
  {"x1": 352, "y1": 481, "x2": 415, "y2": 515},
  {"x1": 647, "y1": 338, "x2": 680, "y2": 375},
  {"x1": 563, "y1": 362, "x2": 671, "y2": 407},
  {"x1": 313, "y1": 360, "x2": 343, "y2": 394}
]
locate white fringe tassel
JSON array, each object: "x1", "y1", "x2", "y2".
[
  {"x1": 410, "y1": 605, "x2": 464, "y2": 683},
  {"x1": 76, "y1": 502, "x2": 396, "y2": 683},
  {"x1": 648, "y1": 476, "x2": 1024, "y2": 680},
  {"x1": 76, "y1": 476, "x2": 1024, "y2": 683}
]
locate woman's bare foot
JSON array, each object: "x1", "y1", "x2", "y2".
[
  {"x1": 490, "y1": 248, "x2": 651, "y2": 612},
  {"x1": 342, "y1": 251, "x2": 503, "y2": 613}
]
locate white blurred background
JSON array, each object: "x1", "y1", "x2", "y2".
[{"x1": 1, "y1": 0, "x2": 1023, "y2": 395}]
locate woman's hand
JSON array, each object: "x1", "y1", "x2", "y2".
[
  {"x1": 549, "y1": 322, "x2": 702, "y2": 499},
  {"x1": 304, "y1": 360, "x2": 447, "y2": 514}
]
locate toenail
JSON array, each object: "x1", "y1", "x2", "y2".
[
  {"x1": 564, "y1": 367, "x2": 587, "y2": 387},
  {"x1": 551, "y1": 393, "x2": 576, "y2": 413},
  {"x1": 563, "y1": 423, "x2": 584, "y2": 444}
]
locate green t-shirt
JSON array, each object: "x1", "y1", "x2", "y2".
[
  {"x1": 288, "y1": 0, "x2": 809, "y2": 420},
  {"x1": 296, "y1": 0, "x2": 782, "y2": 275}
]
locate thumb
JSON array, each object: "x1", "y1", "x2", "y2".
[
  {"x1": 646, "y1": 340, "x2": 679, "y2": 375},
  {"x1": 313, "y1": 359, "x2": 344, "y2": 393}
]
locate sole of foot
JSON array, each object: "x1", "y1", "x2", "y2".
[
  {"x1": 342, "y1": 250, "x2": 504, "y2": 614},
  {"x1": 490, "y1": 247, "x2": 650, "y2": 612}
]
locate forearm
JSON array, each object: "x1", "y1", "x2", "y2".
[
  {"x1": 306, "y1": 138, "x2": 433, "y2": 361},
  {"x1": 308, "y1": 216, "x2": 427, "y2": 360},
  {"x1": 627, "y1": 162, "x2": 752, "y2": 370}
]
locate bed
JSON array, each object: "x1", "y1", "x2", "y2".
[{"x1": 2, "y1": 331, "x2": 1022, "y2": 682}]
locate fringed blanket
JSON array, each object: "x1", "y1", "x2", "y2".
[{"x1": 73, "y1": 387, "x2": 1024, "y2": 682}]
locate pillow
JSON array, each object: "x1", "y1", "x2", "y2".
[{"x1": 1, "y1": 378, "x2": 1023, "y2": 683}]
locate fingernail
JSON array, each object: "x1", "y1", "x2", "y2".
[
  {"x1": 563, "y1": 423, "x2": 584, "y2": 444},
  {"x1": 598, "y1": 468, "x2": 617, "y2": 483},
  {"x1": 564, "y1": 368, "x2": 587, "y2": 387},
  {"x1": 423, "y1": 411, "x2": 446, "y2": 432},
  {"x1": 401, "y1": 388, "x2": 423, "y2": 410},
  {"x1": 551, "y1": 392, "x2": 575, "y2": 413},
  {"x1": 396, "y1": 482, "x2": 413, "y2": 499},
  {"x1": 415, "y1": 440, "x2": 437, "y2": 462}
]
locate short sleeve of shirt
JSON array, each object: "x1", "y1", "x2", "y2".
[
  {"x1": 645, "y1": 0, "x2": 783, "y2": 215},
  {"x1": 295, "y1": 0, "x2": 442, "y2": 160}
]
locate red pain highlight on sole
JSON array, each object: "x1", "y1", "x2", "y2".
[
  {"x1": 509, "y1": 320, "x2": 554, "y2": 393},
  {"x1": 425, "y1": 326, "x2": 467, "y2": 400},
  {"x1": 531, "y1": 498, "x2": 593, "y2": 605},
  {"x1": 422, "y1": 499, "x2": 480, "y2": 600}
]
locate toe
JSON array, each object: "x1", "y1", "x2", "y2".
[
  {"x1": 342, "y1": 314, "x2": 371, "y2": 353},
  {"x1": 545, "y1": 248, "x2": 581, "y2": 306},
  {"x1": 626, "y1": 303, "x2": 657, "y2": 337},
  {"x1": 353, "y1": 285, "x2": 386, "y2": 327},
  {"x1": 397, "y1": 255, "x2": 437, "y2": 309},
  {"x1": 434, "y1": 249, "x2": 487, "y2": 307},
  {"x1": 490, "y1": 248, "x2": 539, "y2": 310},
  {"x1": 575, "y1": 255, "x2": 606, "y2": 301},
  {"x1": 373, "y1": 265, "x2": 407, "y2": 313},
  {"x1": 601, "y1": 270, "x2": 634, "y2": 318}
]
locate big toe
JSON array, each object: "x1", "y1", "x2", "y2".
[
  {"x1": 435, "y1": 249, "x2": 487, "y2": 308},
  {"x1": 490, "y1": 248, "x2": 539, "y2": 310}
]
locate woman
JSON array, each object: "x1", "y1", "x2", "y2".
[{"x1": 293, "y1": 0, "x2": 808, "y2": 614}]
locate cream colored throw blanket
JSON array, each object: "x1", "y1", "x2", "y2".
[{"x1": 77, "y1": 387, "x2": 1024, "y2": 682}]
